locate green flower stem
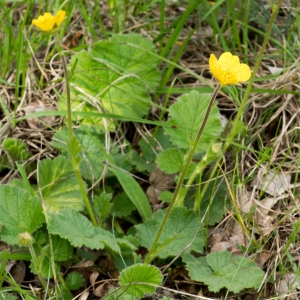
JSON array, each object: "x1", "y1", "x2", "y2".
[
  {"x1": 176, "y1": 160, "x2": 205, "y2": 207},
  {"x1": 144, "y1": 84, "x2": 221, "y2": 264},
  {"x1": 54, "y1": 35, "x2": 98, "y2": 227}
]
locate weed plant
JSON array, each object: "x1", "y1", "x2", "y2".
[{"x1": 1, "y1": 0, "x2": 300, "y2": 299}]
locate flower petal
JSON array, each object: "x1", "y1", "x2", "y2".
[
  {"x1": 55, "y1": 10, "x2": 66, "y2": 27},
  {"x1": 237, "y1": 63, "x2": 251, "y2": 82},
  {"x1": 209, "y1": 52, "x2": 251, "y2": 86},
  {"x1": 218, "y1": 52, "x2": 233, "y2": 64},
  {"x1": 32, "y1": 10, "x2": 66, "y2": 33}
]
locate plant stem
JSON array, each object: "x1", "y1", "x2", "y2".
[
  {"x1": 193, "y1": 0, "x2": 283, "y2": 246},
  {"x1": 28, "y1": 242, "x2": 47, "y2": 290},
  {"x1": 54, "y1": 35, "x2": 98, "y2": 227},
  {"x1": 144, "y1": 84, "x2": 221, "y2": 264}
]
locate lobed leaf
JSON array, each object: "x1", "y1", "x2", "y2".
[
  {"x1": 184, "y1": 251, "x2": 265, "y2": 293},
  {"x1": 48, "y1": 209, "x2": 135, "y2": 252},
  {"x1": 94, "y1": 192, "x2": 112, "y2": 223},
  {"x1": 136, "y1": 207, "x2": 205, "y2": 259},
  {"x1": 66, "y1": 272, "x2": 84, "y2": 290},
  {"x1": 0, "y1": 185, "x2": 44, "y2": 245},
  {"x1": 164, "y1": 91, "x2": 222, "y2": 154},
  {"x1": 156, "y1": 147, "x2": 184, "y2": 174},
  {"x1": 38, "y1": 156, "x2": 84, "y2": 212},
  {"x1": 61, "y1": 33, "x2": 161, "y2": 126},
  {"x1": 118, "y1": 264, "x2": 162, "y2": 298}
]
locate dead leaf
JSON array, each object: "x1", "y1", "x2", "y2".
[
  {"x1": 146, "y1": 185, "x2": 161, "y2": 206},
  {"x1": 72, "y1": 259, "x2": 94, "y2": 269},
  {"x1": 10, "y1": 261, "x2": 26, "y2": 285},
  {"x1": 208, "y1": 228, "x2": 225, "y2": 247},
  {"x1": 90, "y1": 271, "x2": 99, "y2": 288},
  {"x1": 237, "y1": 187, "x2": 252, "y2": 213},
  {"x1": 23, "y1": 101, "x2": 56, "y2": 129},
  {"x1": 229, "y1": 222, "x2": 247, "y2": 247},
  {"x1": 253, "y1": 195, "x2": 283, "y2": 235},
  {"x1": 146, "y1": 166, "x2": 174, "y2": 207},
  {"x1": 94, "y1": 282, "x2": 113, "y2": 298},
  {"x1": 149, "y1": 166, "x2": 175, "y2": 190},
  {"x1": 252, "y1": 168, "x2": 292, "y2": 197},
  {"x1": 255, "y1": 251, "x2": 271, "y2": 268},
  {"x1": 210, "y1": 241, "x2": 235, "y2": 252},
  {"x1": 276, "y1": 273, "x2": 300, "y2": 300},
  {"x1": 266, "y1": 65, "x2": 284, "y2": 75},
  {"x1": 79, "y1": 291, "x2": 89, "y2": 300}
]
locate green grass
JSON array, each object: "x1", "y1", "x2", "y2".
[{"x1": 1, "y1": 0, "x2": 300, "y2": 299}]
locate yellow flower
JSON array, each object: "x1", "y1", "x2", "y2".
[
  {"x1": 209, "y1": 52, "x2": 251, "y2": 86},
  {"x1": 32, "y1": 10, "x2": 66, "y2": 33}
]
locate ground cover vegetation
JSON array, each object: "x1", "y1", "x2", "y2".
[{"x1": 0, "y1": 0, "x2": 300, "y2": 299}]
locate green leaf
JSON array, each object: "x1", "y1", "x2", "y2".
[
  {"x1": 0, "y1": 138, "x2": 32, "y2": 171},
  {"x1": 51, "y1": 235, "x2": 73, "y2": 261},
  {"x1": 118, "y1": 264, "x2": 162, "y2": 298},
  {"x1": 110, "y1": 167, "x2": 152, "y2": 221},
  {"x1": 66, "y1": 272, "x2": 84, "y2": 290},
  {"x1": 114, "y1": 252, "x2": 142, "y2": 272},
  {"x1": 138, "y1": 128, "x2": 172, "y2": 165},
  {"x1": 184, "y1": 251, "x2": 265, "y2": 293},
  {"x1": 159, "y1": 190, "x2": 173, "y2": 203},
  {"x1": 31, "y1": 234, "x2": 72, "y2": 264},
  {"x1": 38, "y1": 156, "x2": 84, "y2": 212},
  {"x1": 112, "y1": 192, "x2": 136, "y2": 217},
  {"x1": 52, "y1": 126, "x2": 133, "y2": 182},
  {"x1": 52, "y1": 127, "x2": 107, "y2": 182},
  {"x1": 48, "y1": 209, "x2": 105, "y2": 250},
  {"x1": 61, "y1": 33, "x2": 160, "y2": 126},
  {"x1": 0, "y1": 292, "x2": 18, "y2": 300},
  {"x1": 94, "y1": 192, "x2": 112, "y2": 223},
  {"x1": 48, "y1": 209, "x2": 133, "y2": 252},
  {"x1": 129, "y1": 150, "x2": 154, "y2": 173},
  {"x1": 199, "y1": 178, "x2": 230, "y2": 225},
  {"x1": 156, "y1": 148, "x2": 184, "y2": 174},
  {"x1": 136, "y1": 207, "x2": 205, "y2": 259},
  {"x1": 30, "y1": 245, "x2": 59, "y2": 278},
  {"x1": 67, "y1": 135, "x2": 82, "y2": 158},
  {"x1": 164, "y1": 91, "x2": 222, "y2": 154},
  {"x1": 0, "y1": 185, "x2": 45, "y2": 245}
]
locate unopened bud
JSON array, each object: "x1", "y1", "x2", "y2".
[{"x1": 18, "y1": 232, "x2": 33, "y2": 247}]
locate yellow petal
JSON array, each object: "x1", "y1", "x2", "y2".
[
  {"x1": 209, "y1": 53, "x2": 217, "y2": 65},
  {"x1": 55, "y1": 10, "x2": 66, "y2": 27},
  {"x1": 32, "y1": 10, "x2": 66, "y2": 33},
  {"x1": 209, "y1": 52, "x2": 251, "y2": 86},
  {"x1": 237, "y1": 63, "x2": 251, "y2": 82},
  {"x1": 218, "y1": 52, "x2": 233, "y2": 64},
  {"x1": 209, "y1": 54, "x2": 221, "y2": 77}
]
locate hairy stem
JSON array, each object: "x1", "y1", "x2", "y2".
[
  {"x1": 144, "y1": 84, "x2": 221, "y2": 264},
  {"x1": 54, "y1": 35, "x2": 98, "y2": 227}
]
